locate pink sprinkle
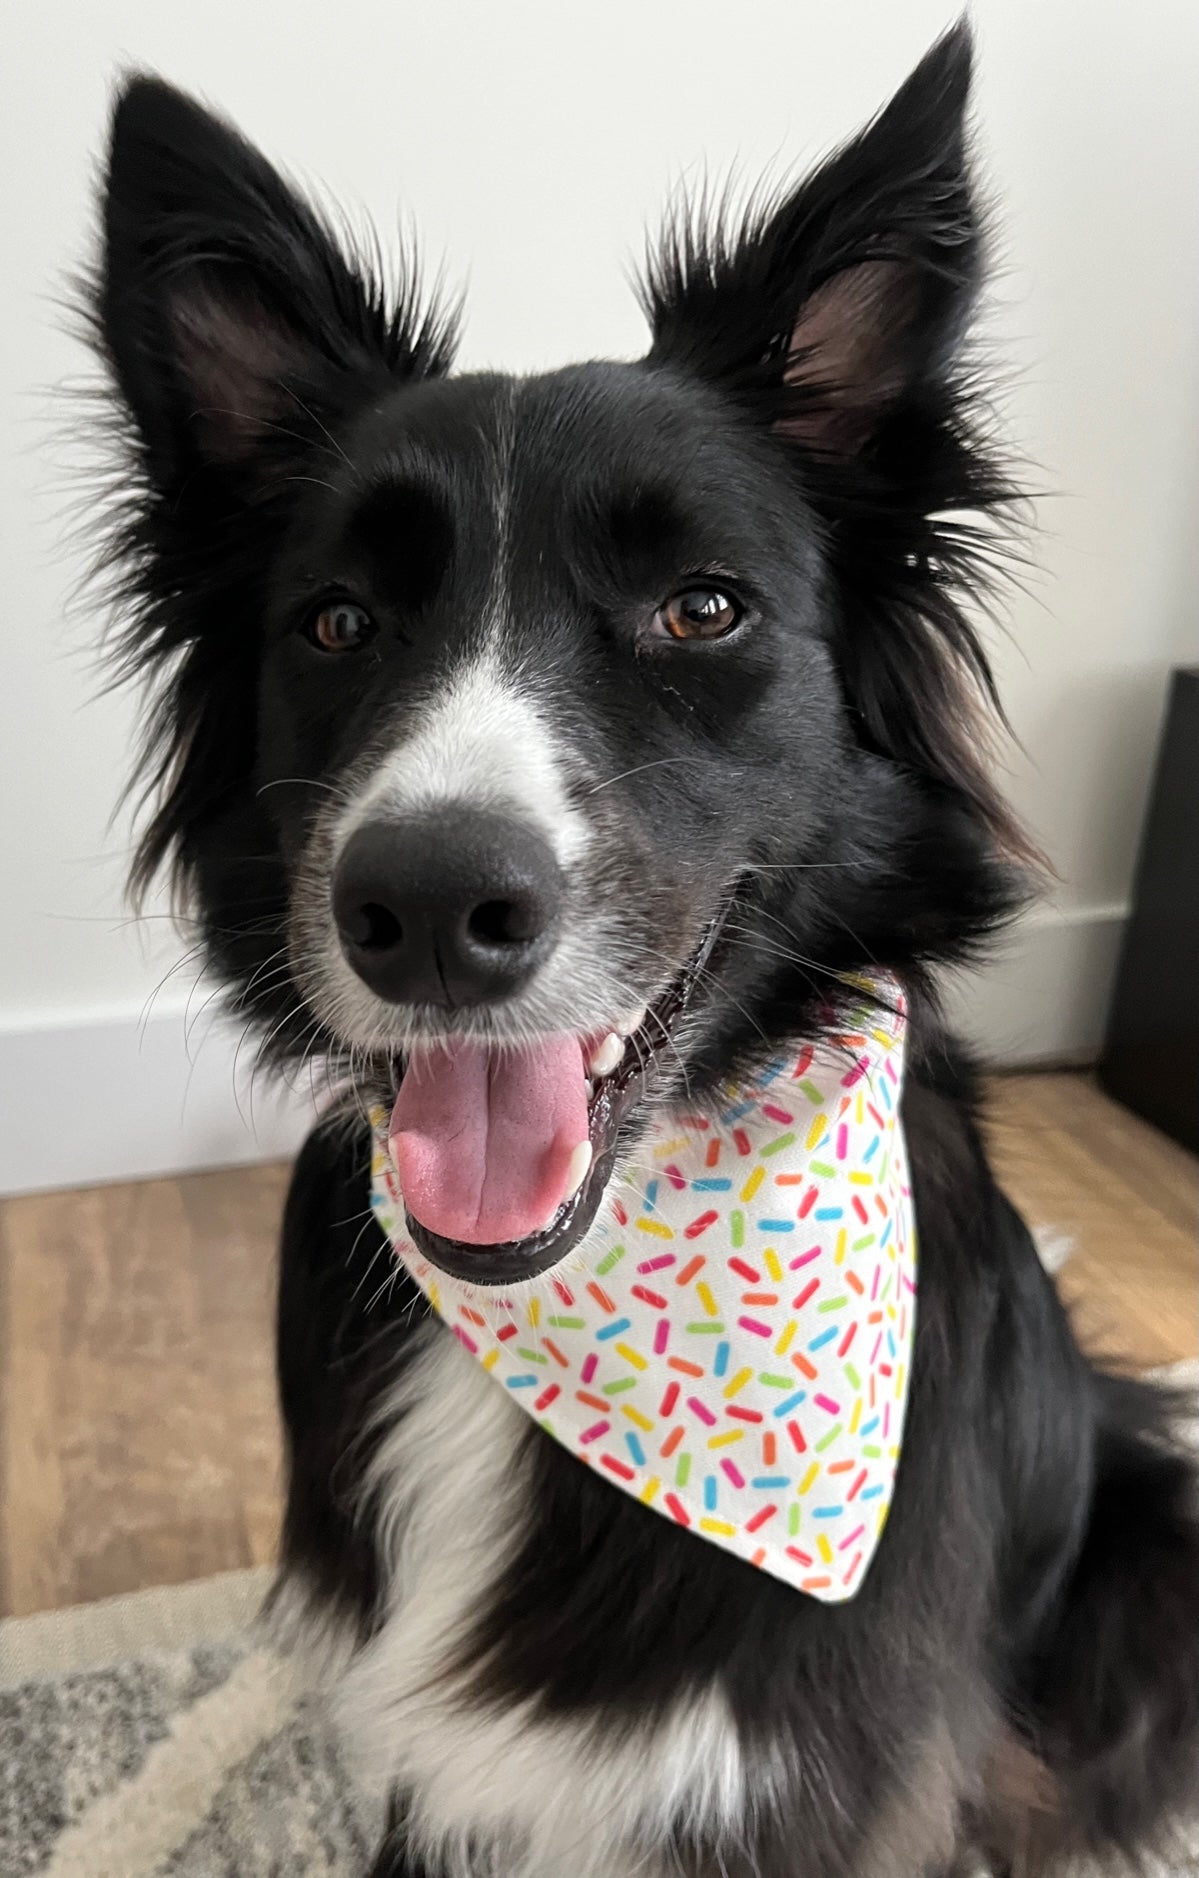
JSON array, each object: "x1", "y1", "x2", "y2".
[
  {"x1": 836, "y1": 1123, "x2": 848, "y2": 1161},
  {"x1": 637, "y1": 1254, "x2": 676, "y2": 1273},
  {"x1": 763, "y1": 1104, "x2": 794, "y2": 1125},
  {"x1": 737, "y1": 1316, "x2": 772, "y2": 1338},
  {"x1": 839, "y1": 1523, "x2": 866, "y2": 1552},
  {"x1": 687, "y1": 1396, "x2": 717, "y2": 1427},
  {"x1": 842, "y1": 1551, "x2": 864, "y2": 1584},
  {"x1": 883, "y1": 1404, "x2": 892, "y2": 1439},
  {"x1": 662, "y1": 1163, "x2": 688, "y2": 1190},
  {"x1": 871, "y1": 1266, "x2": 881, "y2": 1301},
  {"x1": 841, "y1": 1055, "x2": 869, "y2": 1088},
  {"x1": 552, "y1": 1278, "x2": 575, "y2": 1306},
  {"x1": 720, "y1": 1459, "x2": 746, "y2": 1488},
  {"x1": 789, "y1": 1246, "x2": 821, "y2": 1271},
  {"x1": 869, "y1": 1333, "x2": 883, "y2": 1365},
  {"x1": 453, "y1": 1326, "x2": 478, "y2": 1355},
  {"x1": 580, "y1": 1420, "x2": 610, "y2": 1445},
  {"x1": 581, "y1": 1353, "x2": 598, "y2": 1385},
  {"x1": 612, "y1": 1200, "x2": 628, "y2": 1225},
  {"x1": 814, "y1": 1393, "x2": 840, "y2": 1415},
  {"x1": 653, "y1": 1319, "x2": 670, "y2": 1356}
]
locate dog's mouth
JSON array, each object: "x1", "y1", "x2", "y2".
[{"x1": 385, "y1": 911, "x2": 726, "y2": 1286}]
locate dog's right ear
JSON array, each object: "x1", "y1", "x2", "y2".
[{"x1": 98, "y1": 77, "x2": 455, "y2": 489}]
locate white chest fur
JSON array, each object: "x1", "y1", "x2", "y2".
[{"x1": 332, "y1": 1330, "x2": 756, "y2": 1878}]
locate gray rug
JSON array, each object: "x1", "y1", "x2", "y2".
[{"x1": 3, "y1": 1362, "x2": 1196, "y2": 1876}]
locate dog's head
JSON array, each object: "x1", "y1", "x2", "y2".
[{"x1": 90, "y1": 22, "x2": 1026, "y2": 1281}]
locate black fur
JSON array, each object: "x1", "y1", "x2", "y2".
[{"x1": 84, "y1": 21, "x2": 1199, "y2": 1875}]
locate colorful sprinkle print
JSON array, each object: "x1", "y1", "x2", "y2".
[{"x1": 370, "y1": 975, "x2": 916, "y2": 1604}]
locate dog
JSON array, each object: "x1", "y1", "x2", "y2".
[{"x1": 85, "y1": 22, "x2": 1199, "y2": 1876}]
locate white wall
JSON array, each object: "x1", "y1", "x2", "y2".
[{"x1": 2, "y1": 0, "x2": 1197, "y2": 1191}]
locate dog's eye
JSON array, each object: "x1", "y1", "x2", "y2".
[
  {"x1": 304, "y1": 600, "x2": 376, "y2": 653},
  {"x1": 653, "y1": 587, "x2": 743, "y2": 642}
]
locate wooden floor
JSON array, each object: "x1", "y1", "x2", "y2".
[{"x1": 0, "y1": 1074, "x2": 1194, "y2": 1619}]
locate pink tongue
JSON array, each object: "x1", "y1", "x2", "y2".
[{"x1": 389, "y1": 1036, "x2": 590, "y2": 1246}]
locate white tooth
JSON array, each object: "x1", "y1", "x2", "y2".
[
  {"x1": 588, "y1": 1032, "x2": 624, "y2": 1077},
  {"x1": 562, "y1": 1140, "x2": 592, "y2": 1203},
  {"x1": 584, "y1": 1077, "x2": 595, "y2": 1099},
  {"x1": 617, "y1": 1004, "x2": 647, "y2": 1038}
]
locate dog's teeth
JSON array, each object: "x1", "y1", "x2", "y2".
[
  {"x1": 587, "y1": 1032, "x2": 624, "y2": 1077},
  {"x1": 616, "y1": 1005, "x2": 647, "y2": 1038},
  {"x1": 584, "y1": 1077, "x2": 595, "y2": 1099},
  {"x1": 563, "y1": 1140, "x2": 592, "y2": 1203}
]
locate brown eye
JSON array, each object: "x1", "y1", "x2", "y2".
[
  {"x1": 655, "y1": 587, "x2": 744, "y2": 641},
  {"x1": 305, "y1": 600, "x2": 376, "y2": 653}
]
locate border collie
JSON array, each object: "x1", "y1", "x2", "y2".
[{"x1": 86, "y1": 23, "x2": 1199, "y2": 1876}]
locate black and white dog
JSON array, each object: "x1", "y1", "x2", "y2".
[{"x1": 87, "y1": 23, "x2": 1199, "y2": 1876}]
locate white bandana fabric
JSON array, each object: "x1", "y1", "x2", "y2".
[{"x1": 370, "y1": 976, "x2": 916, "y2": 1602}]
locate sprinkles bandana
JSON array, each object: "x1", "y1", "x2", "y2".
[{"x1": 370, "y1": 976, "x2": 915, "y2": 1602}]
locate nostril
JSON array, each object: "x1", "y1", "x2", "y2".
[
  {"x1": 345, "y1": 901, "x2": 403, "y2": 952},
  {"x1": 468, "y1": 897, "x2": 539, "y2": 947}
]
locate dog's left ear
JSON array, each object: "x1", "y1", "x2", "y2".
[{"x1": 642, "y1": 21, "x2": 977, "y2": 459}]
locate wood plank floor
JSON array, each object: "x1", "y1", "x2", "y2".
[{"x1": 0, "y1": 1075, "x2": 1194, "y2": 1618}]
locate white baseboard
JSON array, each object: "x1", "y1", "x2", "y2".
[
  {"x1": 942, "y1": 901, "x2": 1127, "y2": 1068},
  {"x1": 0, "y1": 1003, "x2": 316, "y2": 1198},
  {"x1": 0, "y1": 903, "x2": 1126, "y2": 1196}
]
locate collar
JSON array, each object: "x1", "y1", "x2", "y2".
[{"x1": 370, "y1": 974, "x2": 915, "y2": 1602}]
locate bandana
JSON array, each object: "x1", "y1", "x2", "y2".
[{"x1": 370, "y1": 976, "x2": 915, "y2": 1602}]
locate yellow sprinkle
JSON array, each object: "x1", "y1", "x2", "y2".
[
  {"x1": 635, "y1": 1218, "x2": 674, "y2": 1239},
  {"x1": 640, "y1": 1476, "x2": 661, "y2": 1505},
  {"x1": 527, "y1": 1297, "x2": 541, "y2": 1328},
  {"x1": 817, "y1": 1533, "x2": 834, "y2": 1566},
  {"x1": 872, "y1": 1029, "x2": 891, "y2": 1049},
  {"x1": 763, "y1": 1247, "x2": 782, "y2": 1282},
  {"x1": 622, "y1": 1406, "x2": 654, "y2": 1432},
  {"x1": 696, "y1": 1281, "x2": 719, "y2": 1317},
  {"x1": 856, "y1": 1090, "x2": 865, "y2": 1124},
  {"x1": 428, "y1": 1282, "x2": 441, "y2": 1313},
  {"x1": 834, "y1": 1228, "x2": 847, "y2": 1266},
  {"x1": 700, "y1": 1518, "x2": 736, "y2": 1538},
  {"x1": 481, "y1": 1349, "x2": 499, "y2": 1371},
  {"x1": 849, "y1": 1397, "x2": 862, "y2": 1434},
  {"x1": 723, "y1": 1367, "x2": 753, "y2": 1400},
  {"x1": 707, "y1": 1429, "x2": 745, "y2": 1449},
  {"x1": 798, "y1": 1462, "x2": 820, "y2": 1495},
  {"x1": 616, "y1": 1342, "x2": 648, "y2": 1371},
  {"x1": 775, "y1": 1320, "x2": 797, "y2": 1356},
  {"x1": 848, "y1": 1172, "x2": 872, "y2": 1186},
  {"x1": 740, "y1": 1165, "x2": 766, "y2": 1203},
  {"x1": 895, "y1": 1365, "x2": 906, "y2": 1400},
  {"x1": 805, "y1": 1113, "x2": 827, "y2": 1152},
  {"x1": 654, "y1": 1136, "x2": 690, "y2": 1159}
]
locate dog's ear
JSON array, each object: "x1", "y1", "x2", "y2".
[
  {"x1": 98, "y1": 77, "x2": 454, "y2": 487},
  {"x1": 642, "y1": 23, "x2": 977, "y2": 457}
]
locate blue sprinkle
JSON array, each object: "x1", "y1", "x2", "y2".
[
  {"x1": 625, "y1": 1432, "x2": 646, "y2": 1467},
  {"x1": 860, "y1": 1416, "x2": 879, "y2": 1437},
  {"x1": 719, "y1": 1099, "x2": 755, "y2": 1125},
  {"x1": 703, "y1": 1475, "x2": 718, "y2": 1512},
  {"x1": 691, "y1": 1177, "x2": 733, "y2": 1192},
  {"x1": 863, "y1": 1135, "x2": 880, "y2": 1162},
  {"x1": 880, "y1": 1219, "x2": 892, "y2": 1248},
  {"x1": 713, "y1": 1340, "x2": 731, "y2": 1378},
  {"x1": 751, "y1": 1475, "x2": 791, "y2": 1490},
  {"x1": 860, "y1": 1484, "x2": 885, "y2": 1500},
  {"x1": 814, "y1": 1206, "x2": 844, "y2": 1221},
  {"x1": 595, "y1": 1317, "x2": 632, "y2": 1341},
  {"x1": 887, "y1": 1331, "x2": 897, "y2": 1359},
  {"x1": 506, "y1": 1375, "x2": 539, "y2": 1389},
  {"x1": 757, "y1": 1218, "x2": 795, "y2": 1233},
  {"x1": 644, "y1": 1179, "x2": 659, "y2": 1213},
  {"x1": 808, "y1": 1327, "x2": 838, "y2": 1352},
  {"x1": 813, "y1": 1504, "x2": 844, "y2": 1519},
  {"x1": 879, "y1": 1083, "x2": 893, "y2": 1110},
  {"x1": 773, "y1": 1390, "x2": 808, "y2": 1417}
]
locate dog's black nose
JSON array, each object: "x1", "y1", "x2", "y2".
[{"x1": 331, "y1": 808, "x2": 564, "y2": 1008}]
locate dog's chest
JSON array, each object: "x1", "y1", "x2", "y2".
[{"x1": 332, "y1": 1331, "x2": 751, "y2": 1878}]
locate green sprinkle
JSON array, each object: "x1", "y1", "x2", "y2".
[
  {"x1": 800, "y1": 1079, "x2": 824, "y2": 1105},
  {"x1": 547, "y1": 1315, "x2": 585, "y2": 1329},
  {"x1": 602, "y1": 1377, "x2": 637, "y2": 1395},
  {"x1": 815, "y1": 1422, "x2": 843, "y2": 1453},
  {"x1": 843, "y1": 1362, "x2": 862, "y2": 1390},
  {"x1": 760, "y1": 1131, "x2": 797, "y2": 1158},
  {"x1": 758, "y1": 1372, "x2": 793, "y2": 1388},
  {"x1": 676, "y1": 1452, "x2": 692, "y2": 1487},
  {"x1": 788, "y1": 1504, "x2": 801, "y2": 1535},
  {"x1": 596, "y1": 1243, "x2": 627, "y2": 1276},
  {"x1": 863, "y1": 1443, "x2": 882, "y2": 1459},
  {"x1": 852, "y1": 1234, "x2": 875, "y2": 1252},
  {"x1": 731, "y1": 1210, "x2": 745, "y2": 1249},
  {"x1": 879, "y1": 1274, "x2": 894, "y2": 1302},
  {"x1": 686, "y1": 1322, "x2": 726, "y2": 1334},
  {"x1": 809, "y1": 1160, "x2": 836, "y2": 1178},
  {"x1": 817, "y1": 1295, "x2": 848, "y2": 1313},
  {"x1": 516, "y1": 1347, "x2": 548, "y2": 1365}
]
